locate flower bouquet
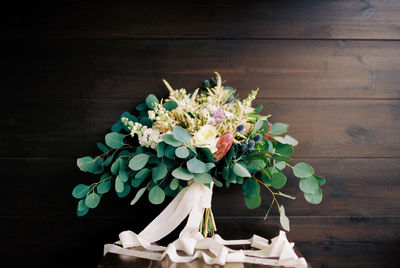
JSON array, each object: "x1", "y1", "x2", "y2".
[{"x1": 72, "y1": 73, "x2": 325, "y2": 266}]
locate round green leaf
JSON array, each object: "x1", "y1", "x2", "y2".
[
  {"x1": 172, "y1": 167, "x2": 194, "y2": 181},
  {"x1": 77, "y1": 156, "x2": 96, "y2": 172},
  {"x1": 293, "y1": 162, "x2": 314, "y2": 178},
  {"x1": 111, "y1": 121, "x2": 122, "y2": 132},
  {"x1": 165, "y1": 145, "x2": 176, "y2": 159},
  {"x1": 146, "y1": 94, "x2": 159, "y2": 109},
  {"x1": 162, "y1": 134, "x2": 182, "y2": 147},
  {"x1": 135, "y1": 168, "x2": 151, "y2": 180},
  {"x1": 77, "y1": 207, "x2": 89, "y2": 217},
  {"x1": 299, "y1": 176, "x2": 319, "y2": 193},
  {"x1": 118, "y1": 169, "x2": 129, "y2": 182},
  {"x1": 136, "y1": 102, "x2": 147, "y2": 111},
  {"x1": 175, "y1": 146, "x2": 190, "y2": 158},
  {"x1": 85, "y1": 192, "x2": 100, "y2": 209},
  {"x1": 164, "y1": 101, "x2": 178, "y2": 111},
  {"x1": 77, "y1": 199, "x2": 88, "y2": 212},
  {"x1": 193, "y1": 173, "x2": 213, "y2": 184},
  {"x1": 117, "y1": 183, "x2": 131, "y2": 198},
  {"x1": 271, "y1": 172, "x2": 287, "y2": 190},
  {"x1": 97, "y1": 142, "x2": 109, "y2": 153},
  {"x1": 105, "y1": 132, "x2": 125, "y2": 149},
  {"x1": 243, "y1": 178, "x2": 260, "y2": 197},
  {"x1": 213, "y1": 178, "x2": 223, "y2": 187},
  {"x1": 233, "y1": 162, "x2": 251, "y2": 178},
  {"x1": 170, "y1": 178, "x2": 179, "y2": 190},
  {"x1": 157, "y1": 142, "x2": 166, "y2": 158},
  {"x1": 72, "y1": 184, "x2": 91, "y2": 199},
  {"x1": 130, "y1": 187, "x2": 146, "y2": 205},
  {"x1": 129, "y1": 154, "x2": 150, "y2": 171},
  {"x1": 115, "y1": 176, "x2": 124, "y2": 193},
  {"x1": 304, "y1": 187, "x2": 323, "y2": 204},
  {"x1": 187, "y1": 157, "x2": 207, "y2": 173},
  {"x1": 148, "y1": 185, "x2": 165, "y2": 205},
  {"x1": 97, "y1": 180, "x2": 111, "y2": 194},
  {"x1": 244, "y1": 195, "x2": 261, "y2": 209},
  {"x1": 173, "y1": 127, "x2": 191, "y2": 144},
  {"x1": 152, "y1": 163, "x2": 168, "y2": 181},
  {"x1": 270, "y1": 123, "x2": 289, "y2": 135}
]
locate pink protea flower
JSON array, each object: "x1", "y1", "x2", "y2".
[{"x1": 213, "y1": 132, "x2": 234, "y2": 162}]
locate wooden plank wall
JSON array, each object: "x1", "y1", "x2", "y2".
[{"x1": 1, "y1": 0, "x2": 399, "y2": 267}]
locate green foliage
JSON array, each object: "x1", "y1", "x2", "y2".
[
  {"x1": 97, "y1": 181, "x2": 111, "y2": 194},
  {"x1": 164, "y1": 101, "x2": 178, "y2": 111},
  {"x1": 129, "y1": 154, "x2": 150, "y2": 171},
  {"x1": 77, "y1": 156, "x2": 104, "y2": 174},
  {"x1": 162, "y1": 134, "x2": 182, "y2": 147},
  {"x1": 105, "y1": 132, "x2": 125, "y2": 149},
  {"x1": 244, "y1": 195, "x2": 261, "y2": 209},
  {"x1": 130, "y1": 187, "x2": 146, "y2": 205},
  {"x1": 152, "y1": 163, "x2": 168, "y2": 181},
  {"x1": 251, "y1": 118, "x2": 264, "y2": 135},
  {"x1": 242, "y1": 178, "x2": 260, "y2": 196},
  {"x1": 233, "y1": 162, "x2": 251, "y2": 177},
  {"x1": 172, "y1": 167, "x2": 194, "y2": 181},
  {"x1": 157, "y1": 142, "x2": 166, "y2": 158},
  {"x1": 304, "y1": 188, "x2": 323, "y2": 204},
  {"x1": 173, "y1": 127, "x2": 191, "y2": 145},
  {"x1": 193, "y1": 173, "x2": 213, "y2": 184},
  {"x1": 115, "y1": 176, "x2": 124, "y2": 193},
  {"x1": 299, "y1": 176, "x2": 319, "y2": 193},
  {"x1": 136, "y1": 102, "x2": 147, "y2": 111},
  {"x1": 271, "y1": 171, "x2": 287, "y2": 190},
  {"x1": 97, "y1": 142, "x2": 109, "y2": 153},
  {"x1": 279, "y1": 205, "x2": 290, "y2": 231},
  {"x1": 117, "y1": 183, "x2": 131, "y2": 198},
  {"x1": 85, "y1": 192, "x2": 100, "y2": 209},
  {"x1": 187, "y1": 157, "x2": 207, "y2": 173},
  {"x1": 165, "y1": 145, "x2": 176, "y2": 159},
  {"x1": 146, "y1": 94, "x2": 159, "y2": 109},
  {"x1": 175, "y1": 146, "x2": 190, "y2": 158},
  {"x1": 270, "y1": 123, "x2": 289, "y2": 135},
  {"x1": 72, "y1": 184, "x2": 91, "y2": 199},
  {"x1": 148, "y1": 185, "x2": 165, "y2": 204},
  {"x1": 316, "y1": 176, "x2": 326, "y2": 186},
  {"x1": 293, "y1": 162, "x2": 314, "y2": 178},
  {"x1": 170, "y1": 178, "x2": 179, "y2": 190},
  {"x1": 111, "y1": 121, "x2": 122, "y2": 132}
]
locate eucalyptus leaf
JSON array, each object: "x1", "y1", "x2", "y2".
[
  {"x1": 115, "y1": 176, "x2": 124, "y2": 193},
  {"x1": 273, "y1": 135, "x2": 298, "y2": 146},
  {"x1": 117, "y1": 183, "x2": 131, "y2": 198},
  {"x1": 77, "y1": 199, "x2": 88, "y2": 212},
  {"x1": 251, "y1": 118, "x2": 264, "y2": 135},
  {"x1": 271, "y1": 171, "x2": 287, "y2": 190},
  {"x1": 111, "y1": 121, "x2": 122, "y2": 132},
  {"x1": 243, "y1": 178, "x2": 260, "y2": 197},
  {"x1": 170, "y1": 178, "x2": 179, "y2": 190},
  {"x1": 148, "y1": 185, "x2": 165, "y2": 205},
  {"x1": 146, "y1": 94, "x2": 159, "y2": 109},
  {"x1": 97, "y1": 142, "x2": 109, "y2": 153},
  {"x1": 270, "y1": 123, "x2": 289, "y2": 135},
  {"x1": 187, "y1": 157, "x2": 207, "y2": 174},
  {"x1": 165, "y1": 145, "x2": 176, "y2": 159},
  {"x1": 244, "y1": 195, "x2": 261, "y2": 209},
  {"x1": 193, "y1": 173, "x2": 213, "y2": 184},
  {"x1": 129, "y1": 154, "x2": 150, "y2": 171},
  {"x1": 105, "y1": 132, "x2": 125, "y2": 149},
  {"x1": 136, "y1": 102, "x2": 148, "y2": 111},
  {"x1": 118, "y1": 169, "x2": 129, "y2": 182},
  {"x1": 299, "y1": 176, "x2": 319, "y2": 193},
  {"x1": 97, "y1": 180, "x2": 111, "y2": 194},
  {"x1": 233, "y1": 162, "x2": 251, "y2": 178},
  {"x1": 85, "y1": 192, "x2": 100, "y2": 209},
  {"x1": 173, "y1": 127, "x2": 191, "y2": 144},
  {"x1": 162, "y1": 134, "x2": 182, "y2": 147},
  {"x1": 172, "y1": 167, "x2": 194, "y2": 181},
  {"x1": 175, "y1": 146, "x2": 190, "y2": 158},
  {"x1": 164, "y1": 101, "x2": 178, "y2": 111},
  {"x1": 157, "y1": 142, "x2": 166, "y2": 158},
  {"x1": 213, "y1": 178, "x2": 223, "y2": 187},
  {"x1": 152, "y1": 163, "x2": 168, "y2": 181},
  {"x1": 316, "y1": 176, "x2": 326, "y2": 186},
  {"x1": 135, "y1": 168, "x2": 151, "y2": 181},
  {"x1": 304, "y1": 187, "x2": 323, "y2": 204},
  {"x1": 130, "y1": 187, "x2": 146, "y2": 205},
  {"x1": 77, "y1": 156, "x2": 103, "y2": 174},
  {"x1": 279, "y1": 205, "x2": 290, "y2": 231},
  {"x1": 77, "y1": 207, "x2": 89, "y2": 216},
  {"x1": 72, "y1": 184, "x2": 91, "y2": 199},
  {"x1": 293, "y1": 162, "x2": 314, "y2": 178}
]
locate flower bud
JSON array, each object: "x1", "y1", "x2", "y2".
[
  {"x1": 254, "y1": 134, "x2": 262, "y2": 143},
  {"x1": 248, "y1": 140, "x2": 255, "y2": 151},
  {"x1": 236, "y1": 124, "x2": 245, "y2": 133},
  {"x1": 213, "y1": 132, "x2": 234, "y2": 162}
]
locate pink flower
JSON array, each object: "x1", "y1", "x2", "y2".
[{"x1": 213, "y1": 132, "x2": 234, "y2": 162}]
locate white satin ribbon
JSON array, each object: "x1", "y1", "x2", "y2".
[{"x1": 104, "y1": 182, "x2": 307, "y2": 267}]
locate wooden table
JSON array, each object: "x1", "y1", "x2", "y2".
[{"x1": 97, "y1": 223, "x2": 309, "y2": 267}]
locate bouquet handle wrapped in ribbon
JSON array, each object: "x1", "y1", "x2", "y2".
[
  {"x1": 72, "y1": 73, "x2": 326, "y2": 266},
  {"x1": 104, "y1": 182, "x2": 307, "y2": 267}
]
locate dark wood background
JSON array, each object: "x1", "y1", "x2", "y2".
[{"x1": 1, "y1": 0, "x2": 399, "y2": 267}]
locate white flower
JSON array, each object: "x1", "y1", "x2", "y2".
[
  {"x1": 148, "y1": 110, "x2": 156, "y2": 120},
  {"x1": 192, "y1": 124, "x2": 218, "y2": 153}
]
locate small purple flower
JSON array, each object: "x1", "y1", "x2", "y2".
[{"x1": 212, "y1": 107, "x2": 226, "y2": 125}]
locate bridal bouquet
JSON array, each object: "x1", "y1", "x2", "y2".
[{"x1": 72, "y1": 73, "x2": 325, "y2": 235}]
